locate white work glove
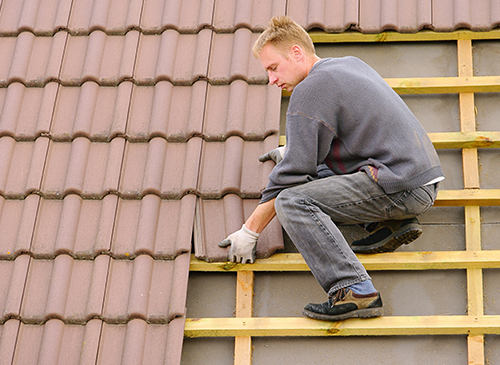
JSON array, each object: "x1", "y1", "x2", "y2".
[
  {"x1": 218, "y1": 225, "x2": 260, "y2": 264},
  {"x1": 258, "y1": 145, "x2": 286, "y2": 164}
]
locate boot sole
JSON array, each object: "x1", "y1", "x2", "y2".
[
  {"x1": 302, "y1": 306, "x2": 384, "y2": 321},
  {"x1": 351, "y1": 225, "x2": 422, "y2": 254}
]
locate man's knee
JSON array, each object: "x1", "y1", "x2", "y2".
[{"x1": 275, "y1": 189, "x2": 297, "y2": 219}]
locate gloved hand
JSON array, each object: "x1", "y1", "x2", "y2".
[
  {"x1": 258, "y1": 145, "x2": 286, "y2": 164},
  {"x1": 218, "y1": 225, "x2": 260, "y2": 264}
]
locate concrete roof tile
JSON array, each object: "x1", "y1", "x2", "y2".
[
  {"x1": 0, "y1": 0, "x2": 72, "y2": 35},
  {"x1": 134, "y1": 29, "x2": 212, "y2": 85},
  {"x1": 197, "y1": 135, "x2": 279, "y2": 198},
  {"x1": 68, "y1": 0, "x2": 143, "y2": 35},
  {"x1": 111, "y1": 194, "x2": 195, "y2": 259},
  {"x1": 0, "y1": 195, "x2": 39, "y2": 259},
  {"x1": 0, "y1": 82, "x2": 57, "y2": 140},
  {"x1": 288, "y1": 0, "x2": 359, "y2": 32},
  {"x1": 97, "y1": 317, "x2": 185, "y2": 365},
  {"x1": 20, "y1": 255, "x2": 110, "y2": 324},
  {"x1": 203, "y1": 81, "x2": 281, "y2": 141},
  {"x1": 0, "y1": 320, "x2": 20, "y2": 362},
  {"x1": 140, "y1": 0, "x2": 214, "y2": 33},
  {"x1": 208, "y1": 29, "x2": 267, "y2": 84},
  {"x1": 0, "y1": 137, "x2": 48, "y2": 199},
  {"x1": 119, "y1": 138, "x2": 201, "y2": 199},
  {"x1": 102, "y1": 253, "x2": 190, "y2": 323},
  {"x1": 0, "y1": 255, "x2": 30, "y2": 321},
  {"x1": 0, "y1": 31, "x2": 66, "y2": 87},
  {"x1": 31, "y1": 195, "x2": 117, "y2": 259},
  {"x1": 433, "y1": 0, "x2": 500, "y2": 31},
  {"x1": 60, "y1": 31, "x2": 139, "y2": 86},
  {"x1": 194, "y1": 194, "x2": 284, "y2": 261},
  {"x1": 51, "y1": 81, "x2": 131, "y2": 142},
  {"x1": 127, "y1": 81, "x2": 206, "y2": 142},
  {"x1": 213, "y1": 0, "x2": 286, "y2": 32},
  {"x1": 41, "y1": 138, "x2": 125, "y2": 199}
]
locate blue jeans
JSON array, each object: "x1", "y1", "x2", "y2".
[{"x1": 274, "y1": 171, "x2": 437, "y2": 296}]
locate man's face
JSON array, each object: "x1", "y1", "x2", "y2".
[{"x1": 258, "y1": 44, "x2": 306, "y2": 92}]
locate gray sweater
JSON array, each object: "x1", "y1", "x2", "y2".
[{"x1": 261, "y1": 57, "x2": 444, "y2": 203}]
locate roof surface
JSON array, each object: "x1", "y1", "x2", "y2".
[{"x1": 0, "y1": 0, "x2": 499, "y2": 363}]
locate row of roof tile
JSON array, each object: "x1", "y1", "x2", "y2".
[
  {"x1": 0, "y1": 136, "x2": 277, "y2": 200},
  {"x1": 1, "y1": 0, "x2": 499, "y2": 36},
  {"x1": 0, "y1": 81, "x2": 280, "y2": 142}
]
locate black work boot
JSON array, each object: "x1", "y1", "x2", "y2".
[
  {"x1": 351, "y1": 218, "x2": 422, "y2": 254},
  {"x1": 303, "y1": 288, "x2": 383, "y2": 321}
]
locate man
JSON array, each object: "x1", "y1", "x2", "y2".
[{"x1": 218, "y1": 16, "x2": 444, "y2": 321}]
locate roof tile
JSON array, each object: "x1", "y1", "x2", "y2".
[
  {"x1": 208, "y1": 28, "x2": 267, "y2": 84},
  {"x1": 0, "y1": 0, "x2": 72, "y2": 35},
  {"x1": 213, "y1": 0, "x2": 286, "y2": 32},
  {"x1": 0, "y1": 137, "x2": 48, "y2": 199},
  {"x1": 194, "y1": 194, "x2": 284, "y2": 261},
  {"x1": 288, "y1": 0, "x2": 359, "y2": 32},
  {"x1": 134, "y1": 29, "x2": 212, "y2": 85},
  {"x1": 0, "y1": 195, "x2": 39, "y2": 259},
  {"x1": 97, "y1": 317, "x2": 185, "y2": 365},
  {"x1": 140, "y1": 0, "x2": 215, "y2": 33},
  {"x1": 197, "y1": 135, "x2": 279, "y2": 198},
  {"x1": 203, "y1": 81, "x2": 281, "y2": 141},
  {"x1": 0, "y1": 255, "x2": 30, "y2": 321},
  {"x1": 60, "y1": 30, "x2": 139, "y2": 86},
  {"x1": 0, "y1": 320, "x2": 20, "y2": 362},
  {"x1": 433, "y1": 0, "x2": 500, "y2": 31},
  {"x1": 0, "y1": 31, "x2": 66, "y2": 87},
  {"x1": 68, "y1": 0, "x2": 143, "y2": 35},
  {"x1": 127, "y1": 81, "x2": 207, "y2": 142},
  {"x1": 0, "y1": 82, "x2": 57, "y2": 140},
  {"x1": 359, "y1": 0, "x2": 432, "y2": 33},
  {"x1": 51, "y1": 81, "x2": 132, "y2": 142},
  {"x1": 20, "y1": 254, "x2": 110, "y2": 324},
  {"x1": 41, "y1": 138, "x2": 125, "y2": 199},
  {"x1": 31, "y1": 195, "x2": 117, "y2": 259},
  {"x1": 102, "y1": 253, "x2": 190, "y2": 323},
  {"x1": 111, "y1": 194, "x2": 195, "y2": 259},
  {"x1": 119, "y1": 138, "x2": 202, "y2": 199}
]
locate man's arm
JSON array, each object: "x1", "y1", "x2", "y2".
[{"x1": 245, "y1": 198, "x2": 276, "y2": 233}]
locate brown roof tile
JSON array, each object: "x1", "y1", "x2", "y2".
[
  {"x1": 140, "y1": 0, "x2": 215, "y2": 33},
  {"x1": 60, "y1": 30, "x2": 139, "y2": 86},
  {"x1": 194, "y1": 194, "x2": 284, "y2": 261},
  {"x1": 433, "y1": 0, "x2": 500, "y2": 31},
  {"x1": 213, "y1": 0, "x2": 286, "y2": 32},
  {"x1": 51, "y1": 81, "x2": 132, "y2": 142},
  {"x1": 0, "y1": 320, "x2": 20, "y2": 362},
  {"x1": 203, "y1": 81, "x2": 281, "y2": 141},
  {"x1": 41, "y1": 138, "x2": 125, "y2": 199},
  {"x1": 288, "y1": 0, "x2": 359, "y2": 32},
  {"x1": 0, "y1": 255, "x2": 30, "y2": 321},
  {"x1": 0, "y1": 31, "x2": 66, "y2": 87},
  {"x1": 68, "y1": 0, "x2": 143, "y2": 35},
  {"x1": 119, "y1": 138, "x2": 201, "y2": 199},
  {"x1": 0, "y1": 195, "x2": 39, "y2": 259},
  {"x1": 111, "y1": 194, "x2": 195, "y2": 259},
  {"x1": 0, "y1": 137, "x2": 48, "y2": 199},
  {"x1": 102, "y1": 253, "x2": 190, "y2": 323},
  {"x1": 0, "y1": 82, "x2": 57, "y2": 140},
  {"x1": 0, "y1": 0, "x2": 72, "y2": 36},
  {"x1": 127, "y1": 81, "x2": 207, "y2": 142},
  {"x1": 134, "y1": 29, "x2": 212, "y2": 85},
  {"x1": 197, "y1": 135, "x2": 279, "y2": 199},
  {"x1": 31, "y1": 195, "x2": 117, "y2": 259},
  {"x1": 208, "y1": 29, "x2": 268, "y2": 84}
]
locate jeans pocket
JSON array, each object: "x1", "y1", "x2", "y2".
[{"x1": 387, "y1": 185, "x2": 436, "y2": 219}]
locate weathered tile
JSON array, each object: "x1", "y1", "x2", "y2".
[
  {"x1": 203, "y1": 81, "x2": 281, "y2": 141},
  {"x1": 0, "y1": 320, "x2": 20, "y2": 363},
  {"x1": 0, "y1": 255, "x2": 30, "y2": 321},
  {"x1": 140, "y1": 0, "x2": 214, "y2": 33},
  {"x1": 197, "y1": 135, "x2": 279, "y2": 198},
  {"x1": 119, "y1": 138, "x2": 201, "y2": 199},
  {"x1": 134, "y1": 29, "x2": 212, "y2": 85},
  {"x1": 51, "y1": 81, "x2": 132, "y2": 142},
  {"x1": 111, "y1": 194, "x2": 195, "y2": 259},
  {"x1": 126, "y1": 81, "x2": 206, "y2": 142},
  {"x1": 194, "y1": 194, "x2": 284, "y2": 261},
  {"x1": 288, "y1": 0, "x2": 359, "y2": 32},
  {"x1": 31, "y1": 195, "x2": 117, "y2": 259}
]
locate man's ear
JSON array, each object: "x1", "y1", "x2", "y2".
[{"x1": 290, "y1": 45, "x2": 304, "y2": 61}]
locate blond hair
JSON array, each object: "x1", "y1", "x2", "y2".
[{"x1": 252, "y1": 16, "x2": 315, "y2": 58}]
